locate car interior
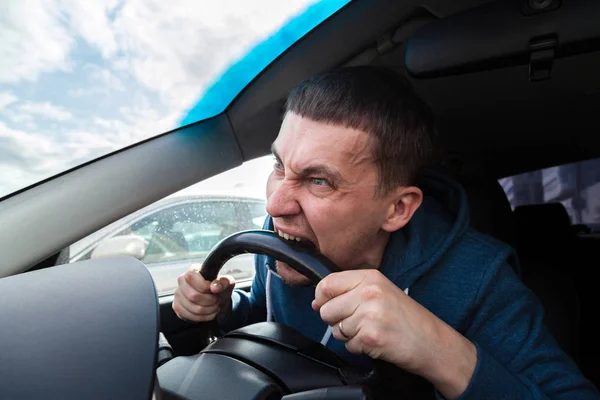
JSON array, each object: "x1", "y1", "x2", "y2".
[{"x1": 1, "y1": 0, "x2": 599, "y2": 398}]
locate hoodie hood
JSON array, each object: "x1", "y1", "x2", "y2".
[{"x1": 378, "y1": 169, "x2": 471, "y2": 289}]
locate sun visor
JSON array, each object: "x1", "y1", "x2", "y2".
[{"x1": 404, "y1": 0, "x2": 600, "y2": 81}]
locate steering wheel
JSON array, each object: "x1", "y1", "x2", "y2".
[
  {"x1": 198, "y1": 229, "x2": 341, "y2": 343},
  {"x1": 156, "y1": 230, "x2": 415, "y2": 400}
]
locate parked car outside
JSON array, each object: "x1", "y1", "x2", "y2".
[{"x1": 64, "y1": 193, "x2": 267, "y2": 294}]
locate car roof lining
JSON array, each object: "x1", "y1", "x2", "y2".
[
  {"x1": 226, "y1": 0, "x2": 443, "y2": 162},
  {"x1": 226, "y1": 0, "x2": 600, "y2": 181}
]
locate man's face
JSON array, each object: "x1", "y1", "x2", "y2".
[{"x1": 266, "y1": 112, "x2": 397, "y2": 286}]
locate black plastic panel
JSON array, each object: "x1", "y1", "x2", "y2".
[
  {"x1": 281, "y1": 386, "x2": 370, "y2": 400},
  {"x1": 0, "y1": 256, "x2": 159, "y2": 399},
  {"x1": 225, "y1": 322, "x2": 347, "y2": 367},
  {"x1": 156, "y1": 322, "x2": 352, "y2": 399},
  {"x1": 405, "y1": 0, "x2": 600, "y2": 78},
  {"x1": 226, "y1": 322, "x2": 322, "y2": 351},
  {"x1": 203, "y1": 337, "x2": 344, "y2": 393},
  {"x1": 157, "y1": 353, "x2": 284, "y2": 400}
]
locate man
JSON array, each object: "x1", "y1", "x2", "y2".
[{"x1": 173, "y1": 66, "x2": 599, "y2": 399}]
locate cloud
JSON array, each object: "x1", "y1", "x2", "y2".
[
  {"x1": 61, "y1": 0, "x2": 121, "y2": 59},
  {"x1": 0, "y1": 120, "x2": 69, "y2": 195},
  {"x1": 85, "y1": 64, "x2": 124, "y2": 91},
  {"x1": 0, "y1": 0, "x2": 74, "y2": 83},
  {"x1": 0, "y1": 0, "x2": 125, "y2": 84},
  {"x1": 108, "y1": 0, "x2": 314, "y2": 108},
  {"x1": 0, "y1": 99, "x2": 72, "y2": 124},
  {"x1": 0, "y1": 102, "x2": 181, "y2": 197},
  {"x1": 68, "y1": 63, "x2": 125, "y2": 96},
  {"x1": 2, "y1": 0, "x2": 314, "y2": 93},
  {"x1": 0, "y1": 0, "x2": 316, "y2": 198},
  {"x1": 0, "y1": 91, "x2": 18, "y2": 110},
  {"x1": 18, "y1": 101, "x2": 73, "y2": 121}
]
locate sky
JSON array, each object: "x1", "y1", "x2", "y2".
[{"x1": 0, "y1": 0, "x2": 320, "y2": 199}]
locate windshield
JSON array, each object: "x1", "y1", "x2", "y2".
[{"x1": 0, "y1": 0, "x2": 350, "y2": 199}]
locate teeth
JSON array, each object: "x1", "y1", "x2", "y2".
[{"x1": 277, "y1": 230, "x2": 302, "y2": 242}]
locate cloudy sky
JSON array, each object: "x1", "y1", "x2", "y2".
[{"x1": 0, "y1": 0, "x2": 323, "y2": 199}]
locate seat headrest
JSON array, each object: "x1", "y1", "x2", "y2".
[
  {"x1": 462, "y1": 178, "x2": 515, "y2": 247},
  {"x1": 514, "y1": 203, "x2": 572, "y2": 243}
]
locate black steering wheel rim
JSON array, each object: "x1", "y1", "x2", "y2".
[
  {"x1": 196, "y1": 229, "x2": 343, "y2": 347},
  {"x1": 198, "y1": 229, "x2": 342, "y2": 284}
]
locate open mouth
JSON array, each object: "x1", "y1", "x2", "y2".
[{"x1": 274, "y1": 227, "x2": 317, "y2": 250}]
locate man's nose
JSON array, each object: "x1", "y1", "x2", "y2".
[{"x1": 266, "y1": 179, "x2": 301, "y2": 217}]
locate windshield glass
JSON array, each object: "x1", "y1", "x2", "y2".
[{"x1": 0, "y1": 0, "x2": 350, "y2": 199}]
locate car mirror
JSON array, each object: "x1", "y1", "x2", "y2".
[{"x1": 90, "y1": 235, "x2": 147, "y2": 260}]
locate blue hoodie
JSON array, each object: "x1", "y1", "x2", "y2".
[{"x1": 221, "y1": 171, "x2": 599, "y2": 399}]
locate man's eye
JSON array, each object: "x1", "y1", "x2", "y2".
[
  {"x1": 311, "y1": 178, "x2": 329, "y2": 186},
  {"x1": 273, "y1": 160, "x2": 283, "y2": 170}
]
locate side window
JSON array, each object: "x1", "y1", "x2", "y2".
[
  {"x1": 72, "y1": 198, "x2": 266, "y2": 295},
  {"x1": 237, "y1": 200, "x2": 269, "y2": 230},
  {"x1": 499, "y1": 157, "x2": 600, "y2": 232},
  {"x1": 62, "y1": 155, "x2": 273, "y2": 296},
  {"x1": 130, "y1": 220, "x2": 160, "y2": 242},
  {"x1": 123, "y1": 201, "x2": 239, "y2": 264}
]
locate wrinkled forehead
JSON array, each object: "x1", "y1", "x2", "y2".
[{"x1": 273, "y1": 112, "x2": 375, "y2": 171}]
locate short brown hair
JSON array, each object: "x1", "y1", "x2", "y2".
[{"x1": 284, "y1": 66, "x2": 435, "y2": 193}]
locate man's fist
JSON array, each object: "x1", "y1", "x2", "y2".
[
  {"x1": 311, "y1": 269, "x2": 476, "y2": 400},
  {"x1": 172, "y1": 266, "x2": 236, "y2": 323}
]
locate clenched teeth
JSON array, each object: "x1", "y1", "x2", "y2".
[{"x1": 275, "y1": 228, "x2": 302, "y2": 242}]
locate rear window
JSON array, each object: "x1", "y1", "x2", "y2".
[{"x1": 499, "y1": 157, "x2": 600, "y2": 232}]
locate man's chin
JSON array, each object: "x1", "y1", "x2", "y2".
[{"x1": 275, "y1": 261, "x2": 312, "y2": 287}]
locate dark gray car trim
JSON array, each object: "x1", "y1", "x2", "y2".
[{"x1": 0, "y1": 114, "x2": 242, "y2": 277}]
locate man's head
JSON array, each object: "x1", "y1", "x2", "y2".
[{"x1": 267, "y1": 66, "x2": 435, "y2": 285}]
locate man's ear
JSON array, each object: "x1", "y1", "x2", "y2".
[{"x1": 381, "y1": 186, "x2": 423, "y2": 232}]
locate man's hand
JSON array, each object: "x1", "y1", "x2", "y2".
[
  {"x1": 312, "y1": 269, "x2": 477, "y2": 400},
  {"x1": 172, "y1": 266, "x2": 236, "y2": 323}
]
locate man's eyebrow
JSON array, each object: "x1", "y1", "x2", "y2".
[
  {"x1": 298, "y1": 164, "x2": 343, "y2": 183},
  {"x1": 271, "y1": 143, "x2": 343, "y2": 183}
]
